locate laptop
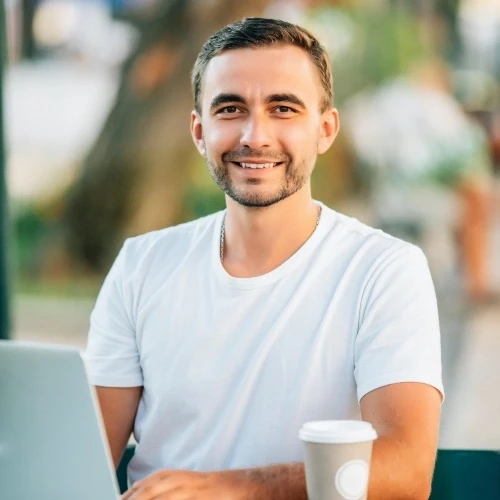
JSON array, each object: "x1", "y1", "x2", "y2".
[{"x1": 0, "y1": 340, "x2": 121, "y2": 499}]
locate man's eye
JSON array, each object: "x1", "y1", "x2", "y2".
[
  {"x1": 275, "y1": 106, "x2": 295, "y2": 113},
  {"x1": 220, "y1": 106, "x2": 239, "y2": 114}
]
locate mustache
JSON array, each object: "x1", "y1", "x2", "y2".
[{"x1": 222, "y1": 148, "x2": 290, "y2": 163}]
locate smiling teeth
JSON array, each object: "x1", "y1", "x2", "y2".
[{"x1": 240, "y1": 162, "x2": 276, "y2": 169}]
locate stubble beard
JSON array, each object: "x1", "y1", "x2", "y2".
[{"x1": 205, "y1": 150, "x2": 316, "y2": 208}]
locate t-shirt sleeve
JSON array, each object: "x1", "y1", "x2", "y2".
[
  {"x1": 85, "y1": 240, "x2": 143, "y2": 387},
  {"x1": 354, "y1": 244, "x2": 444, "y2": 403}
]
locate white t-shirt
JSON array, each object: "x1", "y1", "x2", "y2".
[{"x1": 86, "y1": 203, "x2": 443, "y2": 484}]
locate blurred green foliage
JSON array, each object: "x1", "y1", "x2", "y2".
[
  {"x1": 184, "y1": 155, "x2": 226, "y2": 220},
  {"x1": 313, "y1": 6, "x2": 430, "y2": 106},
  {"x1": 13, "y1": 207, "x2": 47, "y2": 275}
]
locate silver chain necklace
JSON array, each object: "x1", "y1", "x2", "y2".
[{"x1": 220, "y1": 205, "x2": 322, "y2": 261}]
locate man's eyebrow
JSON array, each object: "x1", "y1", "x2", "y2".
[
  {"x1": 266, "y1": 93, "x2": 306, "y2": 108},
  {"x1": 210, "y1": 93, "x2": 246, "y2": 111}
]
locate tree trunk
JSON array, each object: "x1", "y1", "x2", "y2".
[{"x1": 64, "y1": 0, "x2": 270, "y2": 272}]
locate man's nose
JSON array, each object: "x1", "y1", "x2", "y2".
[{"x1": 239, "y1": 114, "x2": 272, "y2": 149}]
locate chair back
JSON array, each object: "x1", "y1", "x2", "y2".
[
  {"x1": 430, "y1": 449, "x2": 500, "y2": 499},
  {"x1": 116, "y1": 445, "x2": 135, "y2": 494}
]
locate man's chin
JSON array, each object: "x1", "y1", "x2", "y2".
[{"x1": 225, "y1": 189, "x2": 290, "y2": 208}]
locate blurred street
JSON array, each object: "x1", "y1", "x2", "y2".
[{"x1": 440, "y1": 301, "x2": 500, "y2": 449}]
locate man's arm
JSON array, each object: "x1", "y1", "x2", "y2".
[
  {"x1": 121, "y1": 382, "x2": 441, "y2": 500},
  {"x1": 360, "y1": 382, "x2": 442, "y2": 500},
  {"x1": 96, "y1": 386, "x2": 143, "y2": 469},
  {"x1": 236, "y1": 381, "x2": 441, "y2": 499}
]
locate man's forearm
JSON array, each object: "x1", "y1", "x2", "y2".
[
  {"x1": 221, "y1": 462, "x2": 307, "y2": 500},
  {"x1": 220, "y1": 436, "x2": 433, "y2": 500}
]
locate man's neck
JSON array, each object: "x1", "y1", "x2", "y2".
[{"x1": 221, "y1": 191, "x2": 320, "y2": 278}]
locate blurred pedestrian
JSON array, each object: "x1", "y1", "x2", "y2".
[{"x1": 343, "y1": 59, "x2": 495, "y2": 302}]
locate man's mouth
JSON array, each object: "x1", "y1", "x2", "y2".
[{"x1": 232, "y1": 162, "x2": 282, "y2": 169}]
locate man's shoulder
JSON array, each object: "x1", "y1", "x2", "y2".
[
  {"x1": 119, "y1": 211, "x2": 220, "y2": 266},
  {"x1": 324, "y1": 205, "x2": 424, "y2": 268},
  {"x1": 328, "y1": 207, "x2": 414, "y2": 251}
]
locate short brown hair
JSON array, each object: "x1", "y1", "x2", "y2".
[{"x1": 191, "y1": 17, "x2": 333, "y2": 114}]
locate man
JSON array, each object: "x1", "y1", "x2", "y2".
[{"x1": 86, "y1": 17, "x2": 443, "y2": 500}]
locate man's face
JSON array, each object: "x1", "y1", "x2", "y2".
[{"x1": 191, "y1": 45, "x2": 339, "y2": 208}]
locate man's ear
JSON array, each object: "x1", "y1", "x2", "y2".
[
  {"x1": 190, "y1": 110, "x2": 206, "y2": 156},
  {"x1": 318, "y1": 108, "x2": 340, "y2": 155}
]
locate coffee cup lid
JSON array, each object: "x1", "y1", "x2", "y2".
[{"x1": 299, "y1": 420, "x2": 377, "y2": 444}]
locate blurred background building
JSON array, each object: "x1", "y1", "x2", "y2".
[{"x1": 3, "y1": 0, "x2": 500, "y2": 449}]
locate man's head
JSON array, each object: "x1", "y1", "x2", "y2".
[{"x1": 190, "y1": 18, "x2": 339, "y2": 208}]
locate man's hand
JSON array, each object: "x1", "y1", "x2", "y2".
[{"x1": 121, "y1": 469, "x2": 247, "y2": 500}]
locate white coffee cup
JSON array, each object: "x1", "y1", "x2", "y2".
[{"x1": 299, "y1": 420, "x2": 377, "y2": 500}]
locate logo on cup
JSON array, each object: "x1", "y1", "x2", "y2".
[{"x1": 335, "y1": 459, "x2": 369, "y2": 500}]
